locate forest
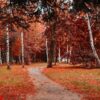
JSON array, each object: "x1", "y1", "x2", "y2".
[
  {"x1": 0, "y1": 0, "x2": 100, "y2": 69},
  {"x1": 0, "y1": 0, "x2": 100, "y2": 99}
]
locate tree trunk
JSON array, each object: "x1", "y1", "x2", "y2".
[
  {"x1": 0, "y1": 48, "x2": 2, "y2": 65},
  {"x1": 46, "y1": 38, "x2": 48, "y2": 63},
  {"x1": 47, "y1": 39, "x2": 54, "y2": 68},
  {"x1": 21, "y1": 32, "x2": 25, "y2": 68},
  {"x1": 19, "y1": 56, "x2": 21, "y2": 64},
  {"x1": 68, "y1": 46, "x2": 72, "y2": 64},
  {"x1": 6, "y1": 25, "x2": 10, "y2": 69},
  {"x1": 66, "y1": 44, "x2": 69, "y2": 63},
  {"x1": 53, "y1": 38, "x2": 56, "y2": 65},
  {"x1": 47, "y1": 21, "x2": 55, "y2": 68},
  {"x1": 86, "y1": 13, "x2": 100, "y2": 66},
  {"x1": 58, "y1": 47, "x2": 61, "y2": 63}
]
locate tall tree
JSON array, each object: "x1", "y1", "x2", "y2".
[
  {"x1": 86, "y1": 13, "x2": 100, "y2": 66},
  {"x1": 0, "y1": 48, "x2": 2, "y2": 65},
  {"x1": 6, "y1": 25, "x2": 10, "y2": 69},
  {"x1": 21, "y1": 32, "x2": 24, "y2": 68}
]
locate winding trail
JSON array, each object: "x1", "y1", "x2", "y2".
[{"x1": 28, "y1": 67, "x2": 82, "y2": 100}]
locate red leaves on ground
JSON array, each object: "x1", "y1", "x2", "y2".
[
  {"x1": 43, "y1": 64, "x2": 100, "y2": 100},
  {"x1": 0, "y1": 65, "x2": 35, "y2": 99}
]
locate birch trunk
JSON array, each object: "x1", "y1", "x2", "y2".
[
  {"x1": 0, "y1": 48, "x2": 2, "y2": 65},
  {"x1": 21, "y1": 32, "x2": 24, "y2": 68},
  {"x1": 66, "y1": 44, "x2": 69, "y2": 63},
  {"x1": 68, "y1": 46, "x2": 72, "y2": 64},
  {"x1": 6, "y1": 25, "x2": 10, "y2": 69},
  {"x1": 58, "y1": 47, "x2": 61, "y2": 63},
  {"x1": 86, "y1": 13, "x2": 100, "y2": 66}
]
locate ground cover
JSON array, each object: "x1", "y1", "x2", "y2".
[
  {"x1": 0, "y1": 65, "x2": 35, "y2": 100},
  {"x1": 43, "y1": 64, "x2": 100, "y2": 100}
]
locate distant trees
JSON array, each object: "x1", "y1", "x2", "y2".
[{"x1": 0, "y1": 22, "x2": 46, "y2": 66}]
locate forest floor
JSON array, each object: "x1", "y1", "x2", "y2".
[
  {"x1": 0, "y1": 65, "x2": 35, "y2": 100},
  {"x1": 28, "y1": 66, "x2": 82, "y2": 100},
  {"x1": 43, "y1": 63, "x2": 100, "y2": 100},
  {"x1": 0, "y1": 63, "x2": 100, "y2": 100}
]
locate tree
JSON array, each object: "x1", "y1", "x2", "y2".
[
  {"x1": 6, "y1": 24, "x2": 10, "y2": 69},
  {"x1": 21, "y1": 32, "x2": 24, "y2": 68},
  {"x1": 86, "y1": 13, "x2": 100, "y2": 66},
  {"x1": 68, "y1": 0, "x2": 100, "y2": 67},
  {"x1": 0, "y1": 0, "x2": 99, "y2": 68}
]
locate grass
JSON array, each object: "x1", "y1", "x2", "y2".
[
  {"x1": 0, "y1": 65, "x2": 35, "y2": 99},
  {"x1": 43, "y1": 64, "x2": 100, "y2": 100}
]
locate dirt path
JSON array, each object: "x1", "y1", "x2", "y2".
[{"x1": 28, "y1": 67, "x2": 82, "y2": 100}]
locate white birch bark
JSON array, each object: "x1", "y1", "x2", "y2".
[
  {"x1": 86, "y1": 13, "x2": 100, "y2": 66},
  {"x1": 66, "y1": 44, "x2": 69, "y2": 63},
  {"x1": 0, "y1": 48, "x2": 2, "y2": 64},
  {"x1": 58, "y1": 47, "x2": 61, "y2": 63},
  {"x1": 6, "y1": 25, "x2": 10, "y2": 69},
  {"x1": 21, "y1": 32, "x2": 24, "y2": 67},
  {"x1": 68, "y1": 46, "x2": 72, "y2": 64}
]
